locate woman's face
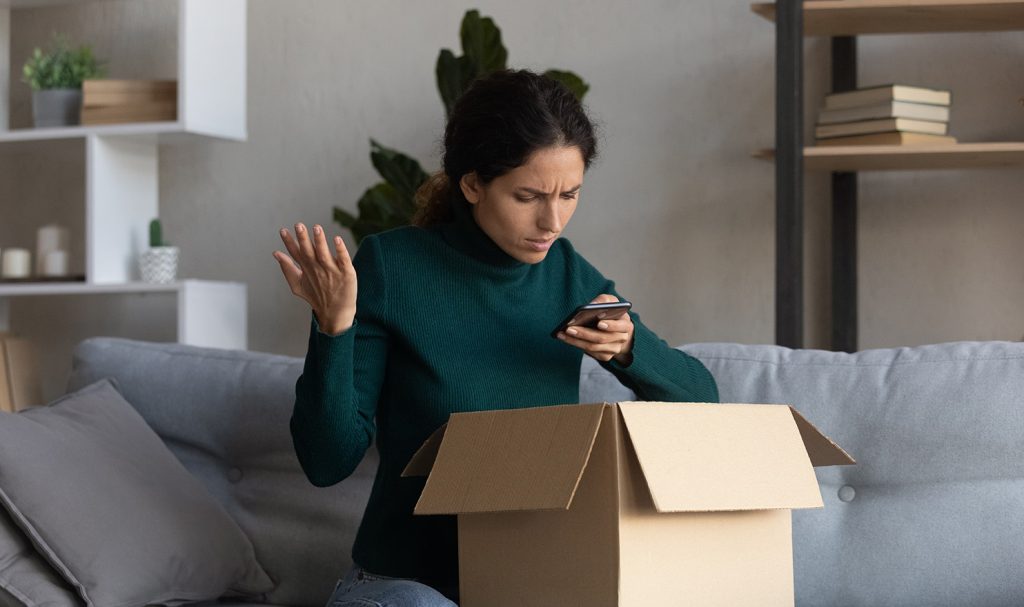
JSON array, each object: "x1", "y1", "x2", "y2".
[{"x1": 459, "y1": 145, "x2": 585, "y2": 264}]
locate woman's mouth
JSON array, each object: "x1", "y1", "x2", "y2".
[{"x1": 526, "y1": 238, "x2": 554, "y2": 252}]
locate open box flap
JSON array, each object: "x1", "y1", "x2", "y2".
[
  {"x1": 617, "y1": 402, "x2": 828, "y2": 512},
  {"x1": 787, "y1": 406, "x2": 856, "y2": 466},
  {"x1": 409, "y1": 403, "x2": 609, "y2": 515}
]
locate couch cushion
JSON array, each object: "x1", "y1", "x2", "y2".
[
  {"x1": 67, "y1": 338, "x2": 377, "y2": 607},
  {"x1": 0, "y1": 378, "x2": 275, "y2": 607},
  {"x1": 582, "y1": 340, "x2": 1024, "y2": 607}
]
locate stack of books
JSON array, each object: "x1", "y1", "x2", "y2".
[
  {"x1": 81, "y1": 79, "x2": 178, "y2": 125},
  {"x1": 814, "y1": 84, "x2": 956, "y2": 146}
]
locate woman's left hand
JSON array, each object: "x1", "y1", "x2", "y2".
[{"x1": 556, "y1": 294, "x2": 635, "y2": 365}]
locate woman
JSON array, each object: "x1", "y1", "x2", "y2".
[{"x1": 273, "y1": 69, "x2": 719, "y2": 607}]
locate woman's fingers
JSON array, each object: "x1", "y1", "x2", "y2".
[
  {"x1": 311, "y1": 224, "x2": 339, "y2": 270},
  {"x1": 557, "y1": 331, "x2": 620, "y2": 361},
  {"x1": 333, "y1": 233, "x2": 354, "y2": 274},
  {"x1": 272, "y1": 250, "x2": 303, "y2": 294},
  {"x1": 293, "y1": 223, "x2": 317, "y2": 265},
  {"x1": 279, "y1": 228, "x2": 304, "y2": 267},
  {"x1": 564, "y1": 325, "x2": 625, "y2": 344}
]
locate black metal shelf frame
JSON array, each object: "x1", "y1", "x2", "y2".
[{"x1": 774, "y1": 0, "x2": 859, "y2": 352}]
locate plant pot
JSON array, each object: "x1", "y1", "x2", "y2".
[
  {"x1": 139, "y1": 246, "x2": 179, "y2": 284},
  {"x1": 32, "y1": 89, "x2": 82, "y2": 128}
]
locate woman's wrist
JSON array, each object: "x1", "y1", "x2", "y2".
[{"x1": 314, "y1": 307, "x2": 355, "y2": 335}]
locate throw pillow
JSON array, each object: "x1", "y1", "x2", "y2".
[
  {"x1": 0, "y1": 378, "x2": 275, "y2": 607},
  {"x1": 0, "y1": 507, "x2": 82, "y2": 607}
]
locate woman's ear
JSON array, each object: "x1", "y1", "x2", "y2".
[{"x1": 460, "y1": 172, "x2": 481, "y2": 205}]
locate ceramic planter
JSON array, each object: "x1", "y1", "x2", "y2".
[
  {"x1": 32, "y1": 89, "x2": 82, "y2": 127},
  {"x1": 139, "y1": 246, "x2": 179, "y2": 283}
]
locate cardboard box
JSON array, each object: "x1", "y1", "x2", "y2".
[{"x1": 403, "y1": 401, "x2": 855, "y2": 606}]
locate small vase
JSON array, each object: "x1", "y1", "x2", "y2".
[
  {"x1": 139, "y1": 246, "x2": 180, "y2": 284},
  {"x1": 32, "y1": 89, "x2": 83, "y2": 128}
]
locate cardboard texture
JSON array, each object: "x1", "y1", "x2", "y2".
[
  {"x1": 403, "y1": 401, "x2": 854, "y2": 607},
  {"x1": 0, "y1": 335, "x2": 43, "y2": 412}
]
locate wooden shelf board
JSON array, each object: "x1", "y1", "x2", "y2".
[
  {"x1": 754, "y1": 142, "x2": 1024, "y2": 170},
  {"x1": 751, "y1": 0, "x2": 1024, "y2": 35},
  {"x1": 0, "y1": 279, "x2": 243, "y2": 297}
]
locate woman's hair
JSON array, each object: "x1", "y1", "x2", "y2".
[{"x1": 412, "y1": 69, "x2": 599, "y2": 227}]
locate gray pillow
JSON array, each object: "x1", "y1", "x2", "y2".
[
  {"x1": 0, "y1": 378, "x2": 275, "y2": 607},
  {"x1": 0, "y1": 508, "x2": 81, "y2": 607}
]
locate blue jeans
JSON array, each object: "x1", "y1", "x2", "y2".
[{"x1": 325, "y1": 563, "x2": 458, "y2": 607}]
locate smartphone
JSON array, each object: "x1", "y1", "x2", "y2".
[{"x1": 551, "y1": 301, "x2": 632, "y2": 339}]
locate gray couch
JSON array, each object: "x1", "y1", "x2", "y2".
[{"x1": 61, "y1": 337, "x2": 1024, "y2": 607}]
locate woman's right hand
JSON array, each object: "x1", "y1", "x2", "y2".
[{"x1": 273, "y1": 223, "x2": 357, "y2": 335}]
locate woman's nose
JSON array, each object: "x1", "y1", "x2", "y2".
[{"x1": 539, "y1": 201, "x2": 562, "y2": 233}]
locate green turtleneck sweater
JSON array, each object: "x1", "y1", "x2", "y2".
[{"x1": 289, "y1": 198, "x2": 718, "y2": 600}]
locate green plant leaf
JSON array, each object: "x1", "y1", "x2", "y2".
[
  {"x1": 542, "y1": 69, "x2": 590, "y2": 101},
  {"x1": 369, "y1": 139, "x2": 429, "y2": 203},
  {"x1": 459, "y1": 9, "x2": 507, "y2": 74},
  {"x1": 436, "y1": 49, "x2": 477, "y2": 118},
  {"x1": 335, "y1": 182, "x2": 414, "y2": 244},
  {"x1": 22, "y1": 33, "x2": 105, "y2": 90}
]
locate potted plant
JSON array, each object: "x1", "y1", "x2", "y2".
[
  {"x1": 21, "y1": 33, "x2": 105, "y2": 128},
  {"x1": 138, "y1": 219, "x2": 179, "y2": 284}
]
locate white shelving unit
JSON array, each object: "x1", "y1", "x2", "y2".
[{"x1": 0, "y1": 0, "x2": 248, "y2": 350}]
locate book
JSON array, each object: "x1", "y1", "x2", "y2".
[
  {"x1": 82, "y1": 79, "x2": 177, "y2": 95},
  {"x1": 80, "y1": 101, "x2": 178, "y2": 125},
  {"x1": 0, "y1": 337, "x2": 12, "y2": 413},
  {"x1": 82, "y1": 79, "x2": 178, "y2": 109},
  {"x1": 0, "y1": 336, "x2": 43, "y2": 412},
  {"x1": 824, "y1": 84, "x2": 952, "y2": 110},
  {"x1": 818, "y1": 100, "x2": 950, "y2": 125},
  {"x1": 83, "y1": 90, "x2": 177, "y2": 108},
  {"x1": 816, "y1": 117, "x2": 948, "y2": 139},
  {"x1": 815, "y1": 132, "x2": 958, "y2": 146}
]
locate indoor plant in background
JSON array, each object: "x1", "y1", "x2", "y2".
[
  {"x1": 139, "y1": 219, "x2": 179, "y2": 284},
  {"x1": 22, "y1": 33, "x2": 105, "y2": 128},
  {"x1": 333, "y1": 9, "x2": 590, "y2": 244}
]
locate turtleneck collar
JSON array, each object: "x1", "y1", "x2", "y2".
[{"x1": 439, "y1": 197, "x2": 528, "y2": 269}]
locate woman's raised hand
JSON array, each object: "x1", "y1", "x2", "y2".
[{"x1": 273, "y1": 223, "x2": 357, "y2": 335}]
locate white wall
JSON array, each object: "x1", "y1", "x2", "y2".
[{"x1": 2, "y1": 0, "x2": 1023, "y2": 401}]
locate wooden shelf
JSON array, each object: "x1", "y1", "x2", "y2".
[
  {"x1": 755, "y1": 142, "x2": 1024, "y2": 171},
  {"x1": 751, "y1": 0, "x2": 1024, "y2": 36}
]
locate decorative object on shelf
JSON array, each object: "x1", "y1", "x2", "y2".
[
  {"x1": 43, "y1": 251, "x2": 69, "y2": 277},
  {"x1": 814, "y1": 83, "x2": 957, "y2": 146},
  {"x1": 138, "y1": 219, "x2": 179, "y2": 284},
  {"x1": 333, "y1": 9, "x2": 590, "y2": 244},
  {"x1": 21, "y1": 33, "x2": 106, "y2": 128},
  {"x1": 1, "y1": 249, "x2": 31, "y2": 279},
  {"x1": 0, "y1": 334, "x2": 43, "y2": 412},
  {"x1": 81, "y1": 79, "x2": 178, "y2": 126},
  {"x1": 35, "y1": 224, "x2": 70, "y2": 277}
]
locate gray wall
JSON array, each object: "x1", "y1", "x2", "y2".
[{"x1": 2, "y1": 0, "x2": 1022, "y2": 402}]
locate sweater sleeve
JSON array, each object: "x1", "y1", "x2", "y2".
[
  {"x1": 289, "y1": 234, "x2": 389, "y2": 487},
  {"x1": 569, "y1": 244, "x2": 719, "y2": 404}
]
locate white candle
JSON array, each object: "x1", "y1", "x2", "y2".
[
  {"x1": 43, "y1": 250, "x2": 69, "y2": 277},
  {"x1": 2, "y1": 248, "x2": 32, "y2": 278},
  {"x1": 36, "y1": 225, "x2": 70, "y2": 276}
]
